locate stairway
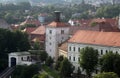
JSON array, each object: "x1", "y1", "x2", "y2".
[{"x1": 0, "y1": 66, "x2": 15, "y2": 78}]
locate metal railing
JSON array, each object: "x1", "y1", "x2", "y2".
[{"x1": 0, "y1": 66, "x2": 15, "y2": 78}]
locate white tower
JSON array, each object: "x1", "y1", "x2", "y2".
[
  {"x1": 45, "y1": 11, "x2": 70, "y2": 60},
  {"x1": 118, "y1": 14, "x2": 120, "y2": 29}
]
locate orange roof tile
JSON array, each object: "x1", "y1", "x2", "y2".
[
  {"x1": 23, "y1": 27, "x2": 36, "y2": 34},
  {"x1": 32, "y1": 36, "x2": 45, "y2": 42},
  {"x1": 69, "y1": 30, "x2": 120, "y2": 47},
  {"x1": 59, "y1": 42, "x2": 68, "y2": 51},
  {"x1": 31, "y1": 26, "x2": 45, "y2": 35},
  {"x1": 48, "y1": 21, "x2": 70, "y2": 27}
]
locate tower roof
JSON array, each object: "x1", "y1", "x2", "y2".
[{"x1": 47, "y1": 21, "x2": 70, "y2": 27}]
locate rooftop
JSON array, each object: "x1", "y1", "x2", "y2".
[
  {"x1": 59, "y1": 42, "x2": 68, "y2": 52},
  {"x1": 9, "y1": 52, "x2": 30, "y2": 56},
  {"x1": 47, "y1": 21, "x2": 70, "y2": 27},
  {"x1": 31, "y1": 26, "x2": 45, "y2": 35},
  {"x1": 69, "y1": 30, "x2": 120, "y2": 47}
]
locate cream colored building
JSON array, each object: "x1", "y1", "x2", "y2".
[
  {"x1": 68, "y1": 30, "x2": 120, "y2": 74},
  {"x1": 8, "y1": 52, "x2": 35, "y2": 67}
]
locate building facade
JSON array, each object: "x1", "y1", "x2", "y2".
[
  {"x1": 45, "y1": 11, "x2": 70, "y2": 60},
  {"x1": 67, "y1": 30, "x2": 120, "y2": 74}
]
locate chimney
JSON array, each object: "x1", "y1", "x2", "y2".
[{"x1": 54, "y1": 11, "x2": 61, "y2": 22}]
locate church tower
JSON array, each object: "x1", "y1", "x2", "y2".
[
  {"x1": 118, "y1": 14, "x2": 120, "y2": 29},
  {"x1": 45, "y1": 11, "x2": 70, "y2": 60}
]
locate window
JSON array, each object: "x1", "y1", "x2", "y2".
[
  {"x1": 78, "y1": 47, "x2": 80, "y2": 52},
  {"x1": 49, "y1": 30, "x2": 52, "y2": 34},
  {"x1": 69, "y1": 46, "x2": 71, "y2": 51},
  {"x1": 73, "y1": 57, "x2": 75, "y2": 61},
  {"x1": 116, "y1": 51, "x2": 118, "y2": 54},
  {"x1": 73, "y1": 47, "x2": 75, "y2": 51},
  {"x1": 49, "y1": 42, "x2": 51, "y2": 45},
  {"x1": 69, "y1": 56, "x2": 71, "y2": 60},
  {"x1": 106, "y1": 50, "x2": 108, "y2": 54},
  {"x1": 61, "y1": 30, "x2": 64, "y2": 34},
  {"x1": 101, "y1": 50, "x2": 103, "y2": 55},
  {"x1": 21, "y1": 57, "x2": 23, "y2": 61}
]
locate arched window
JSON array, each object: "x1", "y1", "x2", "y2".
[
  {"x1": 116, "y1": 51, "x2": 118, "y2": 54},
  {"x1": 73, "y1": 57, "x2": 75, "y2": 61},
  {"x1": 69, "y1": 46, "x2": 71, "y2": 51},
  {"x1": 61, "y1": 30, "x2": 64, "y2": 34},
  {"x1": 101, "y1": 50, "x2": 103, "y2": 55},
  {"x1": 106, "y1": 50, "x2": 108, "y2": 54},
  {"x1": 69, "y1": 56, "x2": 71, "y2": 60},
  {"x1": 73, "y1": 47, "x2": 75, "y2": 51},
  {"x1": 78, "y1": 47, "x2": 80, "y2": 52}
]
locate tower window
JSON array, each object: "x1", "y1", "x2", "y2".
[
  {"x1": 49, "y1": 30, "x2": 52, "y2": 34},
  {"x1": 78, "y1": 47, "x2": 80, "y2": 52},
  {"x1": 101, "y1": 50, "x2": 103, "y2": 55},
  {"x1": 73, "y1": 57, "x2": 75, "y2": 61},
  {"x1": 73, "y1": 47, "x2": 75, "y2": 51},
  {"x1": 61, "y1": 30, "x2": 64, "y2": 34},
  {"x1": 69, "y1": 56, "x2": 71, "y2": 60},
  {"x1": 106, "y1": 50, "x2": 108, "y2": 54},
  {"x1": 69, "y1": 46, "x2": 71, "y2": 51}
]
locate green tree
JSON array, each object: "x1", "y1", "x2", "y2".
[
  {"x1": 40, "y1": 73, "x2": 49, "y2": 78},
  {"x1": 12, "y1": 64, "x2": 40, "y2": 78},
  {"x1": 93, "y1": 72, "x2": 119, "y2": 78},
  {"x1": 33, "y1": 41, "x2": 40, "y2": 50},
  {"x1": 100, "y1": 52, "x2": 120, "y2": 77},
  {"x1": 96, "y1": 5, "x2": 120, "y2": 18},
  {"x1": 0, "y1": 29, "x2": 30, "y2": 72},
  {"x1": 32, "y1": 73, "x2": 49, "y2": 78},
  {"x1": 39, "y1": 51, "x2": 48, "y2": 63},
  {"x1": 14, "y1": 30, "x2": 30, "y2": 51},
  {"x1": 55, "y1": 56, "x2": 64, "y2": 70},
  {"x1": 59, "y1": 58, "x2": 74, "y2": 78},
  {"x1": 79, "y1": 47, "x2": 99, "y2": 78},
  {"x1": 45, "y1": 56, "x2": 54, "y2": 67}
]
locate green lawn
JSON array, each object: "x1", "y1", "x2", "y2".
[{"x1": 42, "y1": 65, "x2": 60, "y2": 78}]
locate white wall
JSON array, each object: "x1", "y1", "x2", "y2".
[
  {"x1": 9, "y1": 55, "x2": 35, "y2": 67},
  {"x1": 67, "y1": 42, "x2": 120, "y2": 73},
  {"x1": 45, "y1": 27, "x2": 69, "y2": 59}
]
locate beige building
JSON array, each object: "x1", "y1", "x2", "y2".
[{"x1": 67, "y1": 30, "x2": 120, "y2": 73}]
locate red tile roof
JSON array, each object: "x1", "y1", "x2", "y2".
[
  {"x1": 48, "y1": 21, "x2": 70, "y2": 27},
  {"x1": 69, "y1": 30, "x2": 120, "y2": 47},
  {"x1": 59, "y1": 42, "x2": 68, "y2": 51},
  {"x1": 72, "y1": 18, "x2": 118, "y2": 27},
  {"x1": 70, "y1": 18, "x2": 119, "y2": 35},
  {"x1": 31, "y1": 26, "x2": 45, "y2": 35},
  {"x1": 23, "y1": 27, "x2": 36, "y2": 34},
  {"x1": 21, "y1": 19, "x2": 41, "y2": 26},
  {"x1": 32, "y1": 36, "x2": 45, "y2": 42}
]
